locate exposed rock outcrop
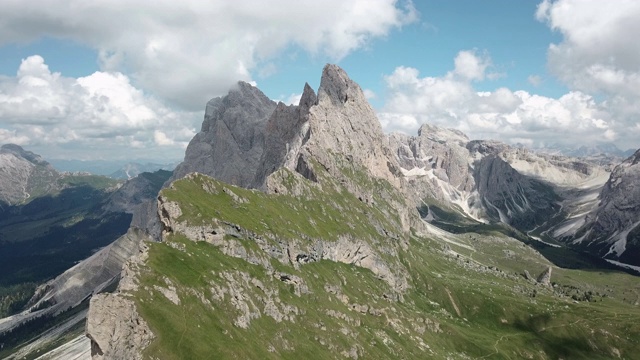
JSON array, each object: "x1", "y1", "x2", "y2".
[
  {"x1": 574, "y1": 149, "x2": 640, "y2": 264},
  {"x1": 473, "y1": 154, "x2": 560, "y2": 230},
  {"x1": 104, "y1": 170, "x2": 172, "y2": 214},
  {"x1": 86, "y1": 293, "x2": 153, "y2": 360},
  {"x1": 298, "y1": 64, "x2": 403, "y2": 189},
  {"x1": 536, "y1": 266, "x2": 552, "y2": 287},
  {"x1": 171, "y1": 81, "x2": 277, "y2": 188}
]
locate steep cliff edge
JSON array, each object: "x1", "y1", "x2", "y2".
[
  {"x1": 573, "y1": 149, "x2": 640, "y2": 264},
  {"x1": 172, "y1": 81, "x2": 277, "y2": 188}
]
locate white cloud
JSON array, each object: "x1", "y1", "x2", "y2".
[
  {"x1": 536, "y1": 0, "x2": 640, "y2": 95},
  {"x1": 534, "y1": 0, "x2": 640, "y2": 150},
  {"x1": 0, "y1": 55, "x2": 197, "y2": 160},
  {"x1": 363, "y1": 89, "x2": 377, "y2": 100},
  {"x1": 154, "y1": 130, "x2": 175, "y2": 146},
  {"x1": 378, "y1": 51, "x2": 636, "y2": 149},
  {"x1": 0, "y1": 0, "x2": 416, "y2": 111},
  {"x1": 283, "y1": 93, "x2": 303, "y2": 106},
  {"x1": 527, "y1": 75, "x2": 542, "y2": 87},
  {"x1": 453, "y1": 50, "x2": 491, "y2": 81}
]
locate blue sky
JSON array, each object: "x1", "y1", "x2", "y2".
[
  {"x1": 0, "y1": 0, "x2": 638, "y2": 161},
  {"x1": 258, "y1": 0, "x2": 567, "y2": 105}
]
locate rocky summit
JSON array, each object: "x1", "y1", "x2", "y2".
[
  {"x1": 75, "y1": 65, "x2": 640, "y2": 359},
  {"x1": 0, "y1": 144, "x2": 60, "y2": 205}
]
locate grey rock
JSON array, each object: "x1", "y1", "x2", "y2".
[
  {"x1": 575, "y1": 148, "x2": 640, "y2": 263},
  {"x1": 473, "y1": 154, "x2": 559, "y2": 230},
  {"x1": 103, "y1": 170, "x2": 172, "y2": 214},
  {"x1": 536, "y1": 266, "x2": 552, "y2": 287},
  {"x1": 0, "y1": 144, "x2": 60, "y2": 205},
  {"x1": 86, "y1": 293, "x2": 153, "y2": 360},
  {"x1": 172, "y1": 81, "x2": 277, "y2": 188},
  {"x1": 253, "y1": 83, "x2": 316, "y2": 188}
]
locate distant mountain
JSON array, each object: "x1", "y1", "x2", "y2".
[
  {"x1": 48, "y1": 159, "x2": 179, "y2": 177},
  {"x1": 389, "y1": 125, "x2": 602, "y2": 232},
  {"x1": 0, "y1": 144, "x2": 170, "y2": 337},
  {"x1": 109, "y1": 162, "x2": 178, "y2": 180},
  {"x1": 0, "y1": 144, "x2": 60, "y2": 206},
  {"x1": 534, "y1": 142, "x2": 635, "y2": 159}
]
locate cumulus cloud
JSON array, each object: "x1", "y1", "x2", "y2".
[
  {"x1": 283, "y1": 93, "x2": 303, "y2": 106},
  {"x1": 0, "y1": 55, "x2": 198, "y2": 160},
  {"x1": 363, "y1": 89, "x2": 377, "y2": 100},
  {"x1": 535, "y1": 0, "x2": 640, "y2": 150},
  {"x1": 453, "y1": 50, "x2": 491, "y2": 81},
  {"x1": 378, "y1": 50, "x2": 634, "y2": 149},
  {"x1": 536, "y1": 0, "x2": 640, "y2": 95},
  {"x1": 0, "y1": 0, "x2": 416, "y2": 111}
]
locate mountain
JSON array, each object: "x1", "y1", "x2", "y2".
[
  {"x1": 0, "y1": 144, "x2": 60, "y2": 206},
  {"x1": 47, "y1": 159, "x2": 179, "y2": 178},
  {"x1": 534, "y1": 142, "x2": 634, "y2": 159},
  {"x1": 569, "y1": 149, "x2": 640, "y2": 264},
  {"x1": 0, "y1": 147, "x2": 171, "y2": 359},
  {"x1": 388, "y1": 125, "x2": 604, "y2": 232},
  {"x1": 76, "y1": 65, "x2": 640, "y2": 359},
  {"x1": 109, "y1": 162, "x2": 178, "y2": 180}
]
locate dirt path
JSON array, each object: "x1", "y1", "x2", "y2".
[{"x1": 444, "y1": 288, "x2": 461, "y2": 317}]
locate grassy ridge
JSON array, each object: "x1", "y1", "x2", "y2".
[{"x1": 131, "y1": 162, "x2": 640, "y2": 359}]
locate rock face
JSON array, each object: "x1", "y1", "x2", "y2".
[
  {"x1": 86, "y1": 293, "x2": 153, "y2": 360},
  {"x1": 574, "y1": 149, "x2": 640, "y2": 263},
  {"x1": 300, "y1": 64, "x2": 402, "y2": 188},
  {"x1": 536, "y1": 266, "x2": 553, "y2": 287},
  {"x1": 172, "y1": 65, "x2": 403, "y2": 194},
  {"x1": 104, "y1": 170, "x2": 172, "y2": 214},
  {"x1": 389, "y1": 124, "x2": 473, "y2": 192},
  {"x1": 472, "y1": 153, "x2": 559, "y2": 231},
  {"x1": 0, "y1": 144, "x2": 60, "y2": 205},
  {"x1": 172, "y1": 81, "x2": 277, "y2": 188},
  {"x1": 388, "y1": 124, "x2": 570, "y2": 230}
]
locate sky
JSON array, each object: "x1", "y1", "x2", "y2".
[{"x1": 0, "y1": 0, "x2": 639, "y2": 162}]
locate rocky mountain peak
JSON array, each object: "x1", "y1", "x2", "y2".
[
  {"x1": 172, "y1": 64, "x2": 402, "y2": 194},
  {"x1": 627, "y1": 148, "x2": 640, "y2": 166},
  {"x1": 299, "y1": 82, "x2": 317, "y2": 110},
  {"x1": 1, "y1": 143, "x2": 51, "y2": 167},
  {"x1": 0, "y1": 143, "x2": 60, "y2": 205},
  {"x1": 417, "y1": 123, "x2": 469, "y2": 146},
  {"x1": 317, "y1": 64, "x2": 355, "y2": 105},
  {"x1": 301, "y1": 64, "x2": 400, "y2": 187},
  {"x1": 172, "y1": 81, "x2": 277, "y2": 188}
]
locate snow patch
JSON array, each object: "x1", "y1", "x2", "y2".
[
  {"x1": 605, "y1": 220, "x2": 640, "y2": 257},
  {"x1": 604, "y1": 259, "x2": 640, "y2": 273}
]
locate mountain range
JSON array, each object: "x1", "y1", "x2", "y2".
[{"x1": 1, "y1": 65, "x2": 640, "y2": 359}]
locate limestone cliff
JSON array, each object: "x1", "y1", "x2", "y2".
[
  {"x1": 574, "y1": 149, "x2": 640, "y2": 264},
  {"x1": 172, "y1": 81, "x2": 277, "y2": 188}
]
